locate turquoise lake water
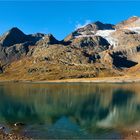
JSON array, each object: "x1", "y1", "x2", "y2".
[{"x1": 0, "y1": 82, "x2": 140, "y2": 139}]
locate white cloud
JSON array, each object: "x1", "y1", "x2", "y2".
[{"x1": 75, "y1": 20, "x2": 91, "y2": 30}]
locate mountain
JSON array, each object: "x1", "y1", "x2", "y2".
[
  {"x1": 0, "y1": 27, "x2": 46, "y2": 47},
  {"x1": 64, "y1": 21, "x2": 115, "y2": 42},
  {"x1": 0, "y1": 16, "x2": 140, "y2": 81},
  {"x1": 0, "y1": 28, "x2": 46, "y2": 64},
  {"x1": 0, "y1": 27, "x2": 28, "y2": 47},
  {"x1": 36, "y1": 34, "x2": 60, "y2": 46},
  {"x1": 116, "y1": 16, "x2": 140, "y2": 29}
]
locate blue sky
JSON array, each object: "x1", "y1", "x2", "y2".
[{"x1": 0, "y1": 1, "x2": 140, "y2": 40}]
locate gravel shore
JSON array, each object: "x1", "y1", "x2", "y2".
[
  {"x1": 0, "y1": 131, "x2": 30, "y2": 140},
  {"x1": 1, "y1": 130, "x2": 140, "y2": 140},
  {"x1": 122, "y1": 130, "x2": 140, "y2": 140}
]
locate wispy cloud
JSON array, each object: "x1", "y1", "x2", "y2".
[{"x1": 75, "y1": 20, "x2": 91, "y2": 30}]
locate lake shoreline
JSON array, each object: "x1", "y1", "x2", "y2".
[
  {"x1": 122, "y1": 129, "x2": 140, "y2": 140},
  {"x1": 0, "y1": 76, "x2": 140, "y2": 84},
  {"x1": 0, "y1": 131, "x2": 30, "y2": 140},
  {"x1": 0, "y1": 129, "x2": 140, "y2": 140}
]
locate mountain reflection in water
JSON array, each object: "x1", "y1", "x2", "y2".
[{"x1": 0, "y1": 82, "x2": 140, "y2": 139}]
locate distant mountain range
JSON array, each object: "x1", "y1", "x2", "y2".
[{"x1": 0, "y1": 16, "x2": 140, "y2": 81}]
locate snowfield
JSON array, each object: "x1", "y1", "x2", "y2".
[
  {"x1": 74, "y1": 29, "x2": 118, "y2": 48},
  {"x1": 127, "y1": 27, "x2": 140, "y2": 34},
  {"x1": 74, "y1": 20, "x2": 140, "y2": 49},
  {"x1": 95, "y1": 30, "x2": 118, "y2": 47}
]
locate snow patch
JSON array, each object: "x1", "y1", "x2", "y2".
[
  {"x1": 127, "y1": 27, "x2": 140, "y2": 34},
  {"x1": 74, "y1": 29, "x2": 118, "y2": 48},
  {"x1": 75, "y1": 31, "x2": 95, "y2": 38},
  {"x1": 75, "y1": 34, "x2": 94, "y2": 38},
  {"x1": 95, "y1": 30, "x2": 118, "y2": 47}
]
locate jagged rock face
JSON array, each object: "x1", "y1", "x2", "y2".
[
  {"x1": 28, "y1": 33, "x2": 45, "y2": 43},
  {"x1": 110, "y1": 51, "x2": 138, "y2": 68},
  {"x1": 33, "y1": 45, "x2": 90, "y2": 65},
  {"x1": 71, "y1": 36, "x2": 109, "y2": 51},
  {"x1": 0, "y1": 27, "x2": 28, "y2": 47},
  {"x1": 33, "y1": 34, "x2": 110, "y2": 66},
  {"x1": 0, "y1": 42, "x2": 35, "y2": 64},
  {"x1": 29, "y1": 33, "x2": 45, "y2": 38},
  {"x1": 111, "y1": 29, "x2": 140, "y2": 49},
  {"x1": 36, "y1": 34, "x2": 59, "y2": 47}
]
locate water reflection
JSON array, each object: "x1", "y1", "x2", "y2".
[{"x1": 0, "y1": 83, "x2": 140, "y2": 138}]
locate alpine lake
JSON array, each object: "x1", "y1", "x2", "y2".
[{"x1": 0, "y1": 82, "x2": 140, "y2": 139}]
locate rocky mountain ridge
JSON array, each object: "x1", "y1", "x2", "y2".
[{"x1": 0, "y1": 16, "x2": 140, "y2": 81}]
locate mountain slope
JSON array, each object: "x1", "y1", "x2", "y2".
[{"x1": 0, "y1": 16, "x2": 140, "y2": 81}]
